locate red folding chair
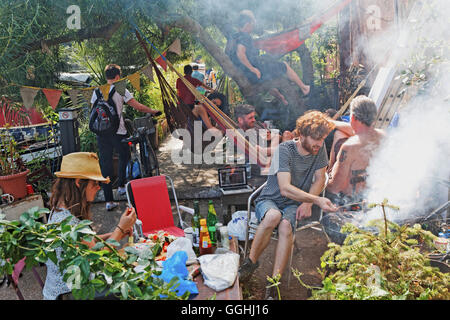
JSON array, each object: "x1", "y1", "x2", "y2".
[{"x1": 125, "y1": 175, "x2": 186, "y2": 238}]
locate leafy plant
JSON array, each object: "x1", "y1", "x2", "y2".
[
  {"x1": 0, "y1": 208, "x2": 189, "y2": 300},
  {"x1": 295, "y1": 220, "x2": 449, "y2": 300},
  {"x1": 0, "y1": 125, "x2": 26, "y2": 176}
]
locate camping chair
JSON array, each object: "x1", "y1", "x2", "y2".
[
  {"x1": 243, "y1": 174, "x2": 329, "y2": 287},
  {"x1": 125, "y1": 175, "x2": 187, "y2": 239},
  {"x1": 6, "y1": 257, "x2": 44, "y2": 300}
]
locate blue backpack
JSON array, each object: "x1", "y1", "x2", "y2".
[{"x1": 89, "y1": 87, "x2": 120, "y2": 136}]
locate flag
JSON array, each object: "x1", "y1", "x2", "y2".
[
  {"x1": 114, "y1": 79, "x2": 127, "y2": 96},
  {"x1": 99, "y1": 85, "x2": 110, "y2": 100},
  {"x1": 155, "y1": 51, "x2": 168, "y2": 71},
  {"x1": 68, "y1": 89, "x2": 80, "y2": 106},
  {"x1": 81, "y1": 88, "x2": 95, "y2": 104},
  {"x1": 20, "y1": 87, "x2": 39, "y2": 110},
  {"x1": 127, "y1": 73, "x2": 141, "y2": 92},
  {"x1": 167, "y1": 38, "x2": 181, "y2": 55},
  {"x1": 141, "y1": 64, "x2": 154, "y2": 83},
  {"x1": 42, "y1": 88, "x2": 62, "y2": 109}
]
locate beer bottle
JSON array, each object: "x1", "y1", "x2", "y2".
[{"x1": 207, "y1": 200, "x2": 218, "y2": 245}]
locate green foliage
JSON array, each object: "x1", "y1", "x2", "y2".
[
  {"x1": 305, "y1": 23, "x2": 339, "y2": 83},
  {"x1": 0, "y1": 208, "x2": 188, "y2": 300},
  {"x1": 0, "y1": 126, "x2": 22, "y2": 175},
  {"x1": 297, "y1": 220, "x2": 449, "y2": 300}
]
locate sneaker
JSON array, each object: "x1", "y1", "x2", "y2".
[
  {"x1": 117, "y1": 186, "x2": 126, "y2": 196},
  {"x1": 106, "y1": 202, "x2": 118, "y2": 211},
  {"x1": 265, "y1": 285, "x2": 279, "y2": 300},
  {"x1": 238, "y1": 257, "x2": 259, "y2": 283}
]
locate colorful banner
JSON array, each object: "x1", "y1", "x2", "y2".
[
  {"x1": 19, "y1": 87, "x2": 39, "y2": 110},
  {"x1": 42, "y1": 88, "x2": 62, "y2": 109},
  {"x1": 127, "y1": 73, "x2": 141, "y2": 92}
]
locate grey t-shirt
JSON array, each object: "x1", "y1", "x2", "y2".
[{"x1": 256, "y1": 139, "x2": 328, "y2": 208}]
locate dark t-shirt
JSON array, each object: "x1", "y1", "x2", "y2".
[
  {"x1": 176, "y1": 75, "x2": 203, "y2": 105},
  {"x1": 228, "y1": 32, "x2": 287, "y2": 83}
]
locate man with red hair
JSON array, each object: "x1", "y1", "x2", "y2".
[{"x1": 238, "y1": 110, "x2": 337, "y2": 299}]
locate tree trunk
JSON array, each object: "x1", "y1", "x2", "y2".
[{"x1": 169, "y1": 15, "x2": 313, "y2": 130}]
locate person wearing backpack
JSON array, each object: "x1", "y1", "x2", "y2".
[{"x1": 90, "y1": 64, "x2": 161, "y2": 211}]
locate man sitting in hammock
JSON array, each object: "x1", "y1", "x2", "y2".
[{"x1": 227, "y1": 10, "x2": 310, "y2": 105}]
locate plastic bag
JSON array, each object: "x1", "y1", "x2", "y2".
[
  {"x1": 158, "y1": 251, "x2": 198, "y2": 297},
  {"x1": 166, "y1": 237, "x2": 197, "y2": 265},
  {"x1": 198, "y1": 252, "x2": 240, "y2": 292},
  {"x1": 226, "y1": 210, "x2": 258, "y2": 241}
]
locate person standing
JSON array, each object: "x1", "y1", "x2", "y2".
[
  {"x1": 176, "y1": 64, "x2": 214, "y2": 110},
  {"x1": 91, "y1": 64, "x2": 161, "y2": 211},
  {"x1": 191, "y1": 64, "x2": 206, "y2": 95}
]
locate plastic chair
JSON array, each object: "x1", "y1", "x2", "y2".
[{"x1": 125, "y1": 175, "x2": 186, "y2": 238}]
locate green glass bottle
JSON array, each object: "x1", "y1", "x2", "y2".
[
  {"x1": 207, "y1": 200, "x2": 218, "y2": 245},
  {"x1": 192, "y1": 201, "x2": 201, "y2": 251}
]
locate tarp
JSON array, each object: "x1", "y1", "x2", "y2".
[{"x1": 254, "y1": 0, "x2": 353, "y2": 56}]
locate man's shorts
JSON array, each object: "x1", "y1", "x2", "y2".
[{"x1": 255, "y1": 199, "x2": 299, "y2": 232}]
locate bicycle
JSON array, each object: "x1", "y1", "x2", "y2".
[{"x1": 123, "y1": 114, "x2": 160, "y2": 179}]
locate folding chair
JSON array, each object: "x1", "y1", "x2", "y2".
[
  {"x1": 243, "y1": 174, "x2": 330, "y2": 287},
  {"x1": 6, "y1": 257, "x2": 44, "y2": 300},
  {"x1": 125, "y1": 175, "x2": 187, "y2": 238}
]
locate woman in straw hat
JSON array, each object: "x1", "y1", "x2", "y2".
[{"x1": 42, "y1": 152, "x2": 136, "y2": 300}]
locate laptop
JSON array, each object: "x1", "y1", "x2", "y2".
[{"x1": 218, "y1": 166, "x2": 254, "y2": 195}]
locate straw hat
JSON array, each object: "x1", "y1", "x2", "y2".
[{"x1": 54, "y1": 152, "x2": 110, "y2": 183}]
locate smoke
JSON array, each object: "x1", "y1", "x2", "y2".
[
  {"x1": 362, "y1": 95, "x2": 450, "y2": 223},
  {"x1": 357, "y1": 0, "x2": 450, "y2": 224}
]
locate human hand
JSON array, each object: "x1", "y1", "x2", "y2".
[
  {"x1": 296, "y1": 203, "x2": 313, "y2": 220},
  {"x1": 314, "y1": 197, "x2": 338, "y2": 212},
  {"x1": 282, "y1": 130, "x2": 294, "y2": 142},
  {"x1": 118, "y1": 207, "x2": 137, "y2": 231}
]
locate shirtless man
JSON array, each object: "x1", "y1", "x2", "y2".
[
  {"x1": 326, "y1": 95, "x2": 386, "y2": 202},
  {"x1": 322, "y1": 95, "x2": 385, "y2": 243}
]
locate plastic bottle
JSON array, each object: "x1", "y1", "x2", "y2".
[
  {"x1": 207, "y1": 200, "x2": 218, "y2": 245},
  {"x1": 220, "y1": 226, "x2": 230, "y2": 250},
  {"x1": 199, "y1": 218, "x2": 213, "y2": 255},
  {"x1": 192, "y1": 201, "x2": 201, "y2": 251}
]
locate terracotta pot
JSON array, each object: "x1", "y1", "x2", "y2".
[{"x1": 0, "y1": 169, "x2": 29, "y2": 201}]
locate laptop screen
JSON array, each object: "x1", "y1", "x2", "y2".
[{"x1": 218, "y1": 166, "x2": 247, "y2": 188}]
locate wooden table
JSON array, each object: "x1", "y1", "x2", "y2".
[{"x1": 192, "y1": 236, "x2": 242, "y2": 300}]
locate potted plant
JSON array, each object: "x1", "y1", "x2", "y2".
[{"x1": 0, "y1": 125, "x2": 29, "y2": 201}]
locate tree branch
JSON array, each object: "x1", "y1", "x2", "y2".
[{"x1": 15, "y1": 22, "x2": 122, "y2": 59}]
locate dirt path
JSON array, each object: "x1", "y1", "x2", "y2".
[{"x1": 241, "y1": 228, "x2": 329, "y2": 300}]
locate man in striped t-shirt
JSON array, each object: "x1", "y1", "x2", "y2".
[{"x1": 239, "y1": 111, "x2": 338, "y2": 299}]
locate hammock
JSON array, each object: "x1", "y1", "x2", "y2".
[
  {"x1": 253, "y1": 0, "x2": 353, "y2": 56},
  {"x1": 135, "y1": 31, "x2": 269, "y2": 167}
]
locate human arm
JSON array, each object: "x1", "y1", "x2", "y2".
[
  {"x1": 327, "y1": 144, "x2": 352, "y2": 194},
  {"x1": 83, "y1": 207, "x2": 137, "y2": 249},
  {"x1": 277, "y1": 171, "x2": 337, "y2": 212},
  {"x1": 127, "y1": 98, "x2": 161, "y2": 115},
  {"x1": 236, "y1": 44, "x2": 261, "y2": 79},
  {"x1": 331, "y1": 120, "x2": 354, "y2": 136},
  {"x1": 297, "y1": 167, "x2": 328, "y2": 220}
]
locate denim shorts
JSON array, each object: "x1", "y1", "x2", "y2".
[{"x1": 255, "y1": 199, "x2": 299, "y2": 232}]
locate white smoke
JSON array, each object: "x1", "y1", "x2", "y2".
[{"x1": 357, "y1": 0, "x2": 450, "y2": 224}]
